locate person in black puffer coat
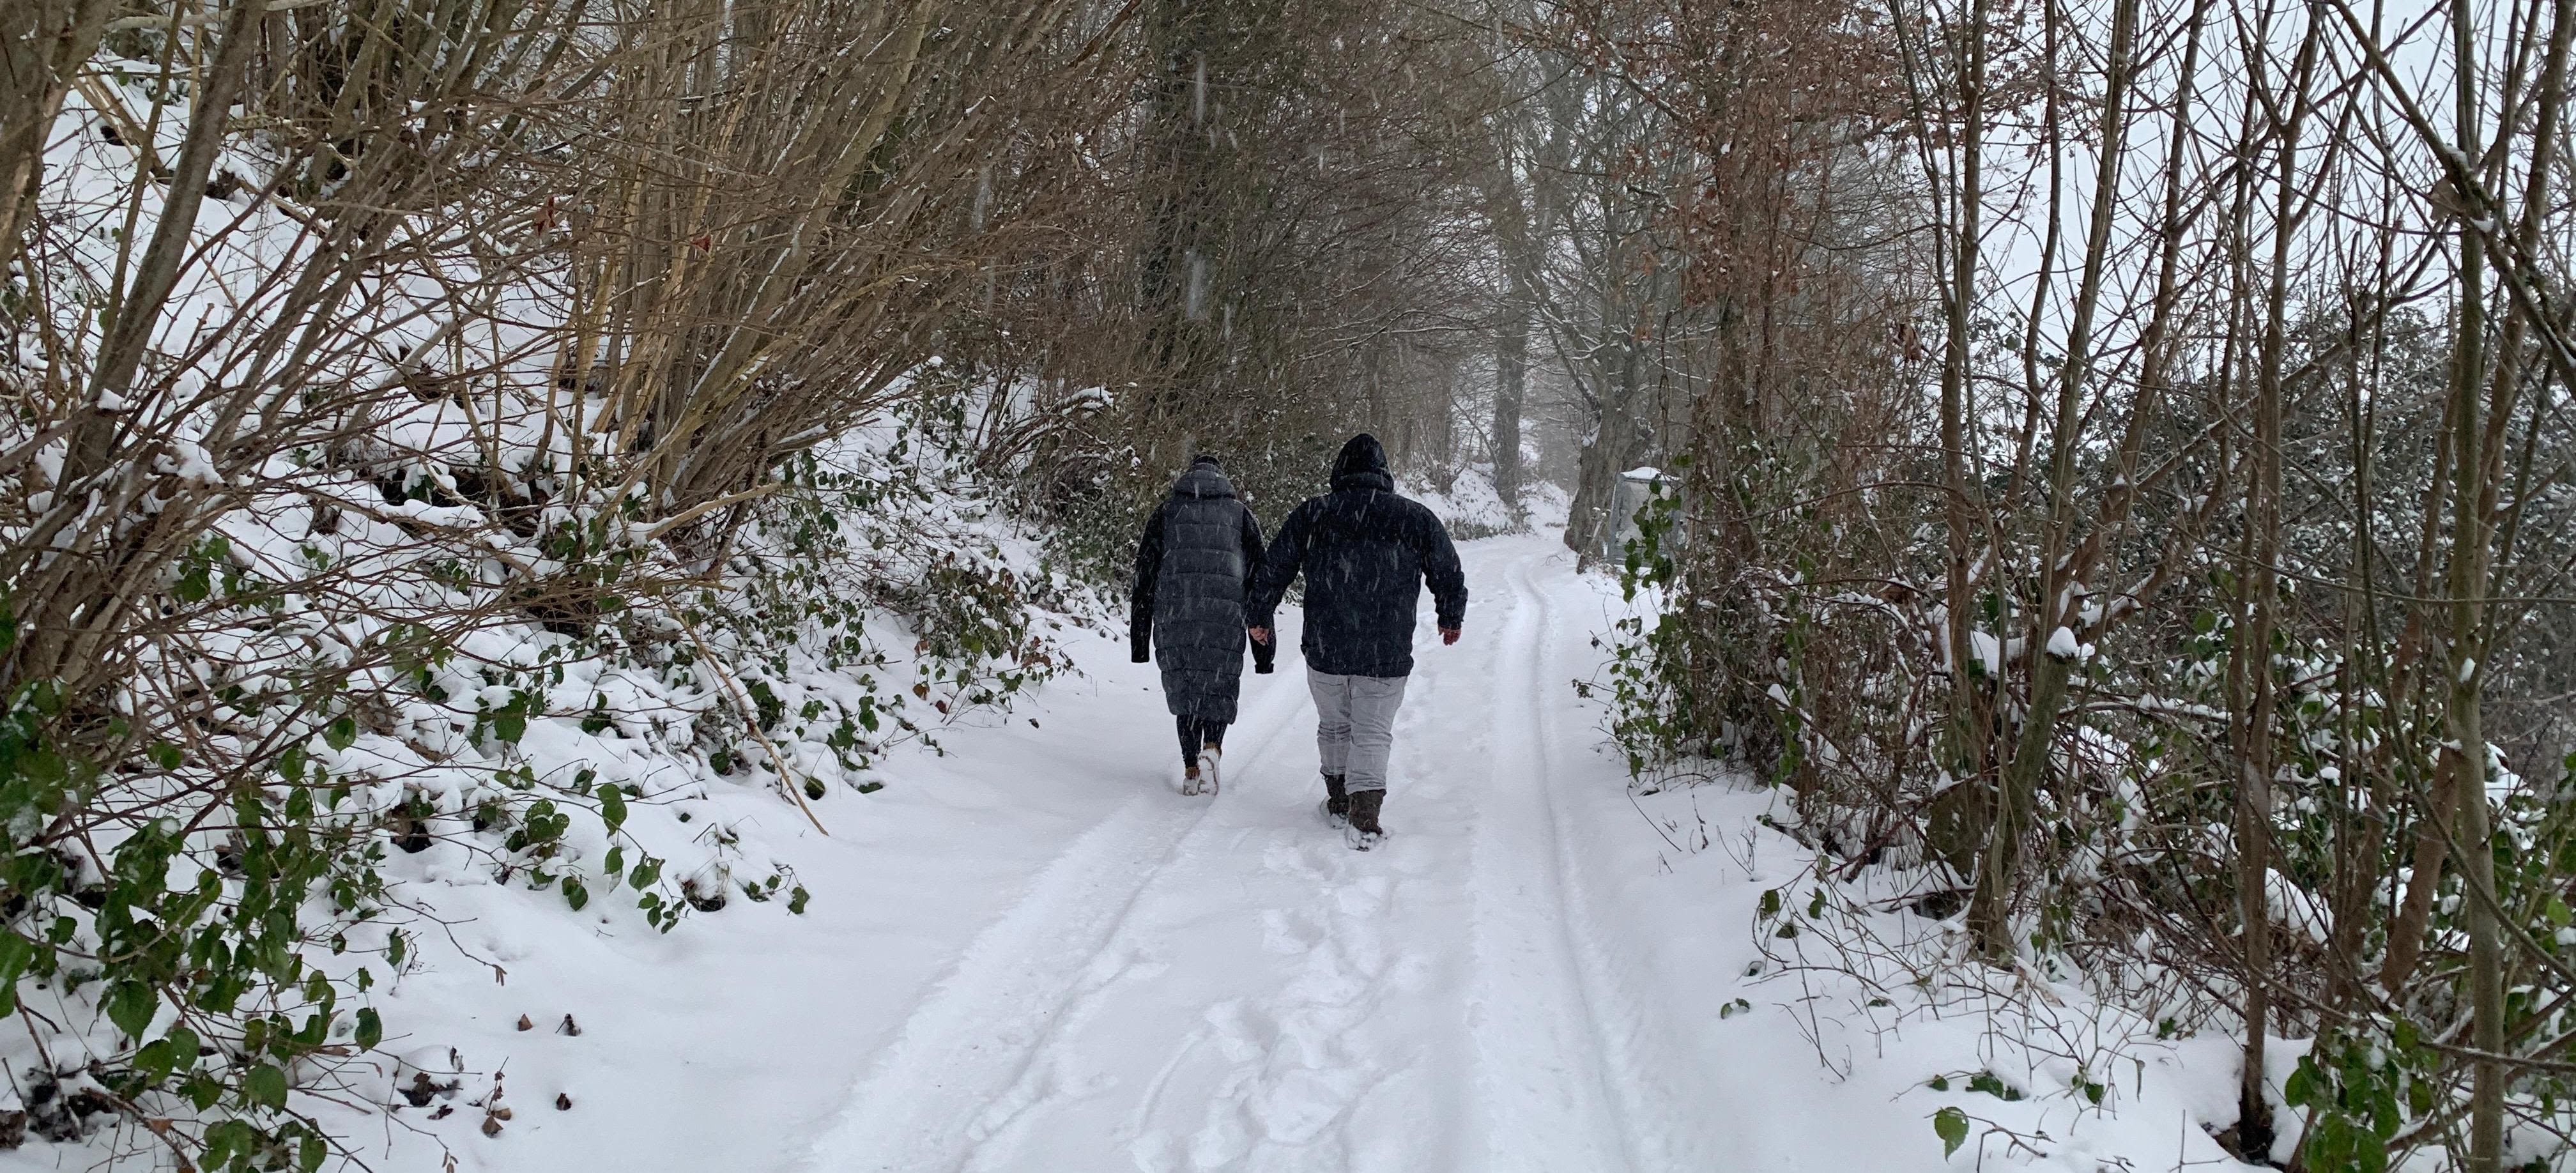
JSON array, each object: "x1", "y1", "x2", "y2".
[
  {"x1": 1246, "y1": 434, "x2": 1466, "y2": 847},
  {"x1": 1131, "y1": 456, "x2": 1273, "y2": 795}
]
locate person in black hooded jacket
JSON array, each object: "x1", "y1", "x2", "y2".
[
  {"x1": 1131, "y1": 456, "x2": 1273, "y2": 795},
  {"x1": 1246, "y1": 434, "x2": 1466, "y2": 847}
]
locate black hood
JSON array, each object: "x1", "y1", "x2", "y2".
[
  {"x1": 1329, "y1": 434, "x2": 1392, "y2": 493},
  {"x1": 1171, "y1": 459, "x2": 1237, "y2": 500}
]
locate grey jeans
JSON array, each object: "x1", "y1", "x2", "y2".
[{"x1": 1307, "y1": 669, "x2": 1411, "y2": 793}]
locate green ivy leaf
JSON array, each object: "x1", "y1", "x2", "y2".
[
  {"x1": 201, "y1": 1119, "x2": 245, "y2": 1167},
  {"x1": 1933, "y1": 1107, "x2": 1968, "y2": 1158},
  {"x1": 0, "y1": 933, "x2": 38, "y2": 1003},
  {"x1": 562, "y1": 878, "x2": 589, "y2": 912},
  {"x1": 597, "y1": 784, "x2": 627, "y2": 831},
  {"x1": 245, "y1": 1062, "x2": 289, "y2": 1110},
  {"x1": 2284, "y1": 1061, "x2": 2318, "y2": 1107},
  {"x1": 324, "y1": 716, "x2": 356, "y2": 751},
  {"x1": 134, "y1": 1038, "x2": 177, "y2": 1082},
  {"x1": 103, "y1": 979, "x2": 158, "y2": 1039},
  {"x1": 628, "y1": 857, "x2": 660, "y2": 891},
  {"x1": 354, "y1": 1007, "x2": 382, "y2": 1050},
  {"x1": 493, "y1": 698, "x2": 528, "y2": 744}
]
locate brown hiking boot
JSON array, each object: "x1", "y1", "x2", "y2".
[
  {"x1": 1345, "y1": 788, "x2": 1384, "y2": 850},
  {"x1": 1321, "y1": 774, "x2": 1350, "y2": 826}
]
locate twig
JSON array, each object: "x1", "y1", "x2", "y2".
[{"x1": 671, "y1": 613, "x2": 829, "y2": 837}]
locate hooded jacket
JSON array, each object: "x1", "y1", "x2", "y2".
[
  {"x1": 1131, "y1": 457, "x2": 1272, "y2": 723},
  {"x1": 1247, "y1": 435, "x2": 1466, "y2": 678}
]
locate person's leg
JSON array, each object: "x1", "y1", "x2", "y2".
[
  {"x1": 1176, "y1": 714, "x2": 1204, "y2": 771},
  {"x1": 1307, "y1": 668, "x2": 1354, "y2": 781},
  {"x1": 1198, "y1": 719, "x2": 1227, "y2": 792},
  {"x1": 1341, "y1": 675, "x2": 1411, "y2": 794},
  {"x1": 1340, "y1": 675, "x2": 1409, "y2": 843}
]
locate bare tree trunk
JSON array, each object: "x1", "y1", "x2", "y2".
[
  {"x1": 10, "y1": 0, "x2": 271, "y2": 694},
  {"x1": 1483, "y1": 141, "x2": 1540, "y2": 515},
  {"x1": 0, "y1": 0, "x2": 114, "y2": 278},
  {"x1": 84, "y1": 0, "x2": 271, "y2": 410},
  {"x1": 2380, "y1": 382, "x2": 2462, "y2": 994},
  {"x1": 2445, "y1": 0, "x2": 2503, "y2": 1162},
  {"x1": 1135, "y1": 0, "x2": 1218, "y2": 464},
  {"x1": 1978, "y1": 0, "x2": 2140, "y2": 962},
  {"x1": 2229, "y1": 9, "x2": 2322, "y2": 1151},
  {"x1": 1495, "y1": 286, "x2": 1529, "y2": 512},
  {"x1": 1567, "y1": 339, "x2": 1645, "y2": 564},
  {"x1": 1941, "y1": 0, "x2": 1993, "y2": 885},
  {"x1": 2329, "y1": 280, "x2": 2385, "y2": 1011}
]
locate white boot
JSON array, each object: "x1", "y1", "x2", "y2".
[
  {"x1": 1200, "y1": 747, "x2": 1222, "y2": 795},
  {"x1": 1181, "y1": 762, "x2": 1204, "y2": 797}
]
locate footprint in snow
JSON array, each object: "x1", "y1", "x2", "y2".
[
  {"x1": 1261, "y1": 909, "x2": 1323, "y2": 955},
  {"x1": 1330, "y1": 875, "x2": 1391, "y2": 918}
]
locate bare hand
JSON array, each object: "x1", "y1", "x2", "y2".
[
  {"x1": 1248, "y1": 627, "x2": 1271, "y2": 644},
  {"x1": 1441, "y1": 626, "x2": 1460, "y2": 646}
]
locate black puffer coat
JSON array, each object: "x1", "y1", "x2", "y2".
[
  {"x1": 1131, "y1": 458, "x2": 1273, "y2": 723},
  {"x1": 1248, "y1": 434, "x2": 1467, "y2": 678}
]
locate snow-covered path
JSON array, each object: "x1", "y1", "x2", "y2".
[
  {"x1": 797, "y1": 535, "x2": 1740, "y2": 1172},
  {"x1": 401, "y1": 532, "x2": 2258, "y2": 1173}
]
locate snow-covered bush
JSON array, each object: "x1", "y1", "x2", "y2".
[
  {"x1": 0, "y1": 383, "x2": 1075, "y2": 1166},
  {"x1": 1597, "y1": 301, "x2": 2576, "y2": 1170},
  {"x1": 0, "y1": 1, "x2": 1108, "y2": 1166}
]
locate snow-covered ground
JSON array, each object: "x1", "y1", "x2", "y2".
[{"x1": 51, "y1": 529, "x2": 2250, "y2": 1173}]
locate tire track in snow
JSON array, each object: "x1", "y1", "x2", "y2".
[
  {"x1": 797, "y1": 667, "x2": 1315, "y2": 1173},
  {"x1": 1466, "y1": 546, "x2": 1636, "y2": 1172},
  {"x1": 1506, "y1": 549, "x2": 1722, "y2": 1170},
  {"x1": 801, "y1": 540, "x2": 1717, "y2": 1173},
  {"x1": 1464, "y1": 542, "x2": 1718, "y2": 1172}
]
